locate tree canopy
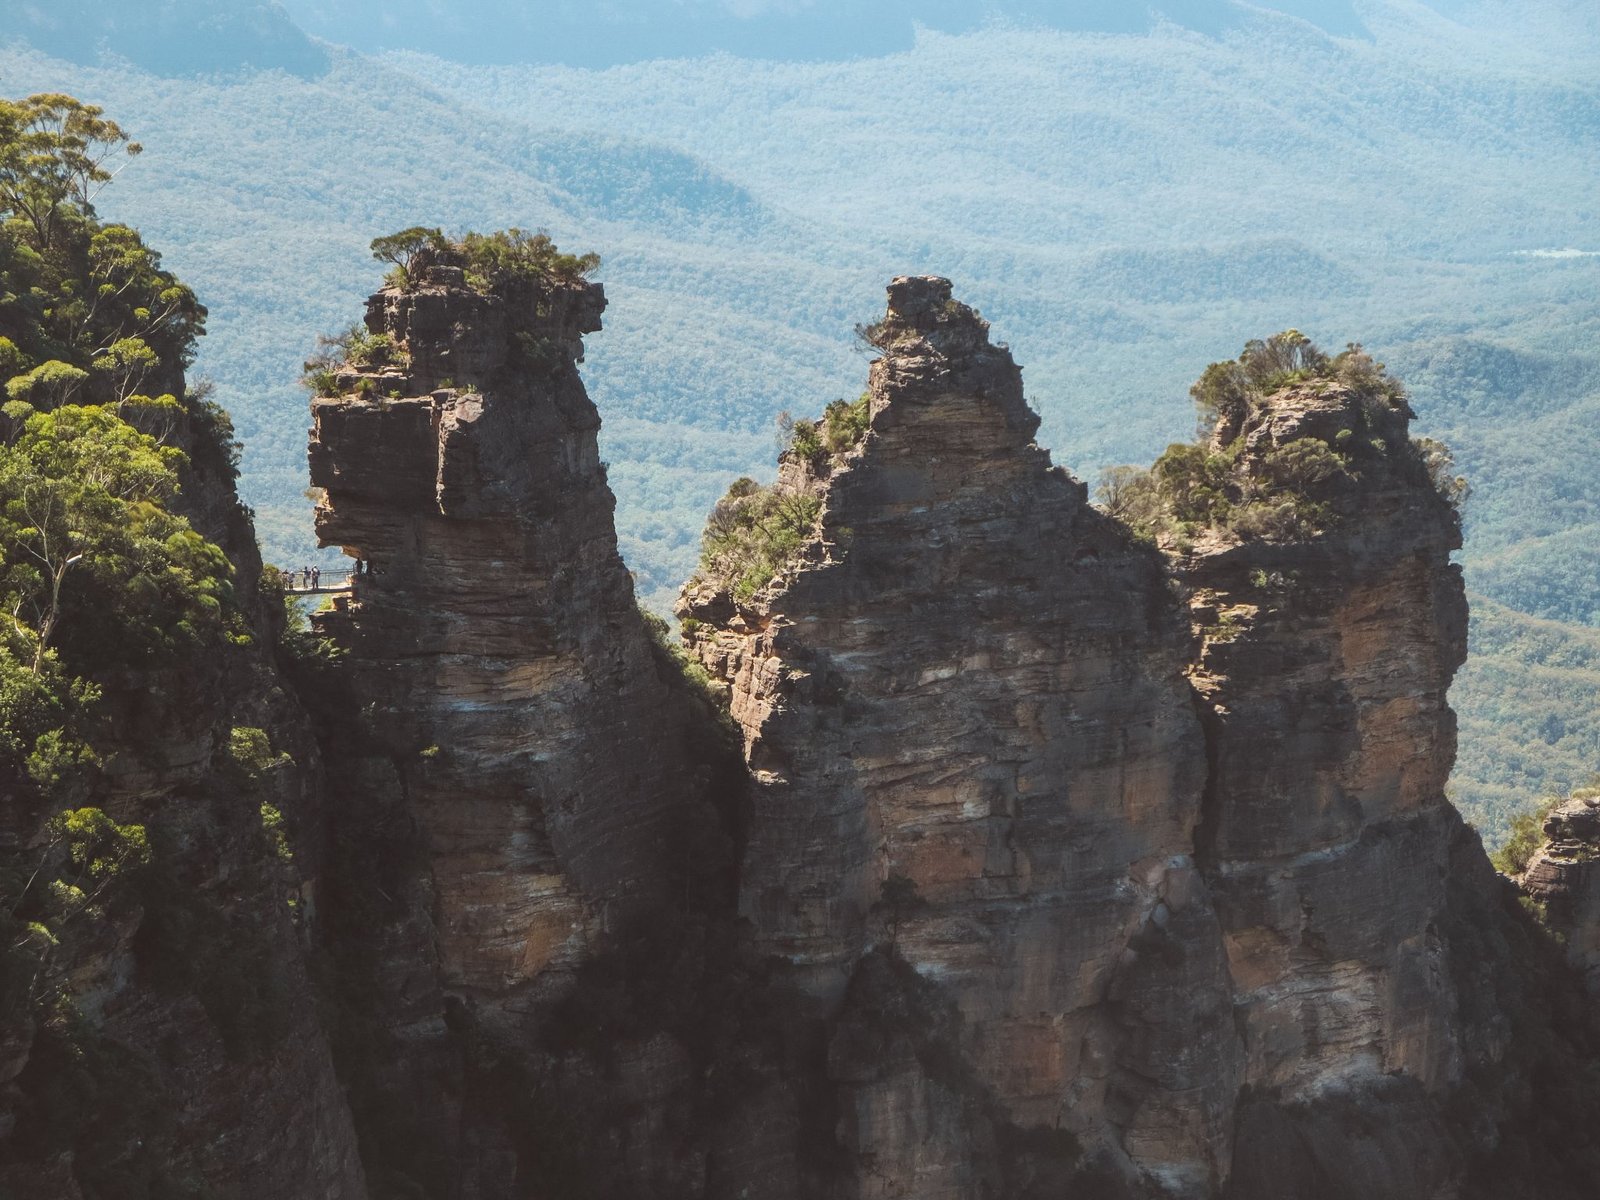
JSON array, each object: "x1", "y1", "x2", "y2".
[{"x1": 0, "y1": 92, "x2": 234, "y2": 804}]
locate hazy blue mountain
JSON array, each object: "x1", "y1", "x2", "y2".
[
  {"x1": 0, "y1": 0, "x2": 1596, "y2": 838},
  {"x1": 275, "y1": 0, "x2": 1373, "y2": 66},
  {"x1": 0, "y1": 0, "x2": 328, "y2": 77}
]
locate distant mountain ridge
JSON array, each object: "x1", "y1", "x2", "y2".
[
  {"x1": 0, "y1": 0, "x2": 1595, "y2": 840},
  {"x1": 275, "y1": 0, "x2": 1375, "y2": 66},
  {"x1": 0, "y1": 0, "x2": 327, "y2": 77}
]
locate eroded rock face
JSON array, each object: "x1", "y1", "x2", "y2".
[
  {"x1": 0, "y1": 375, "x2": 366, "y2": 1198},
  {"x1": 1185, "y1": 379, "x2": 1468, "y2": 1077},
  {"x1": 1521, "y1": 795, "x2": 1600, "y2": 994},
  {"x1": 1170, "y1": 376, "x2": 1472, "y2": 1197},
  {"x1": 306, "y1": 251, "x2": 706, "y2": 1189},
  {"x1": 682, "y1": 277, "x2": 1241, "y2": 1194},
  {"x1": 676, "y1": 279, "x2": 1511, "y2": 1198}
]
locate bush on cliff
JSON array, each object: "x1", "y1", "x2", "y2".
[
  {"x1": 696, "y1": 475, "x2": 822, "y2": 603},
  {"x1": 1097, "y1": 331, "x2": 1457, "y2": 545},
  {"x1": 368, "y1": 225, "x2": 601, "y2": 294},
  {"x1": 461, "y1": 227, "x2": 599, "y2": 289}
]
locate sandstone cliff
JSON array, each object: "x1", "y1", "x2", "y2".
[
  {"x1": 1520, "y1": 791, "x2": 1600, "y2": 995},
  {"x1": 302, "y1": 245, "x2": 729, "y2": 1196},
  {"x1": 674, "y1": 278, "x2": 1600, "y2": 1199},
  {"x1": 680, "y1": 277, "x2": 1236, "y2": 1195},
  {"x1": 25, "y1": 256, "x2": 1599, "y2": 1200}
]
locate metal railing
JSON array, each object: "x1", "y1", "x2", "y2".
[{"x1": 281, "y1": 571, "x2": 356, "y2": 596}]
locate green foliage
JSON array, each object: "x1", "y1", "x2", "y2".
[
  {"x1": 5, "y1": 359, "x2": 88, "y2": 405},
  {"x1": 260, "y1": 802, "x2": 293, "y2": 865},
  {"x1": 300, "y1": 322, "x2": 408, "y2": 391},
  {"x1": 1492, "y1": 794, "x2": 1564, "y2": 877},
  {"x1": 639, "y1": 604, "x2": 727, "y2": 711},
  {"x1": 344, "y1": 328, "x2": 404, "y2": 370},
  {"x1": 1188, "y1": 331, "x2": 1405, "y2": 440},
  {"x1": 1154, "y1": 441, "x2": 1236, "y2": 527},
  {"x1": 785, "y1": 416, "x2": 822, "y2": 462},
  {"x1": 0, "y1": 639, "x2": 98, "y2": 795},
  {"x1": 458, "y1": 228, "x2": 600, "y2": 291},
  {"x1": 369, "y1": 224, "x2": 446, "y2": 283},
  {"x1": 1415, "y1": 434, "x2": 1470, "y2": 511},
  {"x1": 696, "y1": 475, "x2": 822, "y2": 603},
  {"x1": 0, "y1": 93, "x2": 142, "y2": 249},
  {"x1": 1101, "y1": 333, "x2": 1420, "y2": 545},
  {"x1": 52, "y1": 806, "x2": 150, "y2": 893},
  {"x1": 0, "y1": 403, "x2": 236, "y2": 677},
  {"x1": 821, "y1": 392, "x2": 872, "y2": 456},
  {"x1": 228, "y1": 726, "x2": 288, "y2": 778}
]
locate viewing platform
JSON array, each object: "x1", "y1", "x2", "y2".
[{"x1": 280, "y1": 571, "x2": 356, "y2": 596}]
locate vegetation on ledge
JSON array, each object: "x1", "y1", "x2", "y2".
[
  {"x1": 0, "y1": 93, "x2": 239, "y2": 805},
  {"x1": 689, "y1": 396, "x2": 869, "y2": 605},
  {"x1": 1096, "y1": 330, "x2": 1468, "y2": 547},
  {"x1": 696, "y1": 475, "x2": 822, "y2": 604},
  {"x1": 369, "y1": 224, "x2": 599, "y2": 293}
]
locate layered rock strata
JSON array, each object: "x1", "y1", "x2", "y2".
[
  {"x1": 678, "y1": 278, "x2": 1519, "y2": 1198},
  {"x1": 0, "y1": 365, "x2": 366, "y2": 1198},
  {"x1": 1170, "y1": 371, "x2": 1472, "y2": 1197},
  {"x1": 1520, "y1": 792, "x2": 1600, "y2": 995},
  {"x1": 682, "y1": 278, "x2": 1241, "y2": 1195},
  {"x1": 305, "y1": 249, "x2": 708, "y2": 1192}
]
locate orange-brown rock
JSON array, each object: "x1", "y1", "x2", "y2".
[
  {"x1": 1168, "y1": 370, "x2": 1474, "y2": 1197},
  {"x1": 304, "y1": 247, "x2": 710, "y2": 1192},
  {"x1": 682, "y1": 277, "x2": 1241, "y2": 1194},
  {"x1": 1520, "y1": 792, "x2": 1600, "y2": 994}
]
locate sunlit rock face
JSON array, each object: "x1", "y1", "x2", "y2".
[
  {"x1": 682, "y1": 277, "x2": 1241, "y2": 1194},
  {"x1": 289, "y1": 267, "x2": 1592, "y2": 1200},
  {"x1": 678, "y1": 278, "x2": 1497, "y2": 1197},
  {"x1": 1521, "y1": 794, "x2": 1600, "y2": 995},
  {"x1": 306, "y1": 250, "x2": 706, "y2": 1190},
  {"x1": 1167, "y1": 370, "x2": 1474, "y2": 1198}
]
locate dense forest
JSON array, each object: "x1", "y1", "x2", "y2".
[{"x1": 0, "y1": 0, "x2": 1595, "y2": 840}]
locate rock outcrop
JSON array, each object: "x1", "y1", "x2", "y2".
[
  {"x1": 0, "y1": 355, "x2": 366, "y2": 1199},
  {"x1": 281, "y1": 267, "x2": 1600, "y2": 1200},
  {"x1": 675, "y1": 278, "x2": 1575, "y2": 1198},
  {"x1": 681, "y1": 278, "x2": 1235, "y2": 1194},
  {"x1": 1170, "y1": 364, "x2": 1471, "y2": 1197},
  {"x1": 1521, "y1": 791, "x2": 1600, "y2": 995},
  {"x1": 303, "y1": 247, "x2": 716, "y2": 1193}
]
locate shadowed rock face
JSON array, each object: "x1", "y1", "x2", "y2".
[
  {"x1": 1521, "y1": 796, "x2": 1600, "y2": 995},
  {"x1": 1170, "y1": 373, "x2": 1473, "y2": 1198},
  {"x1": 305, "y1": 252, "x2": 705, "y2": 1187},
  {"x1": 683, "y1": 277, "x2": 1241, "y2": 1193},
  {"x1": 680, "y1": 278, "x2": 1491, "y2": 1198},
  {"x1": 0, "y1": 352, "x2": 365, "y2": 1198},
  {"x1": 274, "y1": 270, "x2": 1599, "y2": 1199},
  {"x1": 1183, "y1": 374, "x2": 1470, "y2": 1089}
]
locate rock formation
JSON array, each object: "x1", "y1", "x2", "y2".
[
  {"x1": 25, "y1": 254, "x2": 1600, "y2": 1199},
  {"x1": 0, "y1": 351, "x2": 366, "y2": 1199},
  {"x1": 681, "y1": 277, "x2": 1238, "y2": 1194},
  {"x1": 675, "y1": 278, "x2": 1600, "y2": 1199},
  {"x1": 1170, "y1": 356, "x2": 1471, "y2": 1198},
  {"x1": 303, "y1": 245, "x2": 718, "y2": 1194},
  {"x1": 1520, "y1": 791, "x2": 1600, "y2": 995}
]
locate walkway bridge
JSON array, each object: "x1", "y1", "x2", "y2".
[{"x1": 281, "y1": 571, "x2": 356, "y2": 597}]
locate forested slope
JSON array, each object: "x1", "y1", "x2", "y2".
[{"x1": 1, "y1": 0, "x2": 1595, "y2": 838}]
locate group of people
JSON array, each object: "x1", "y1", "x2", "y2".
[{"x1": 286, "y1": 565, "x2": 322, "y2": 590}]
